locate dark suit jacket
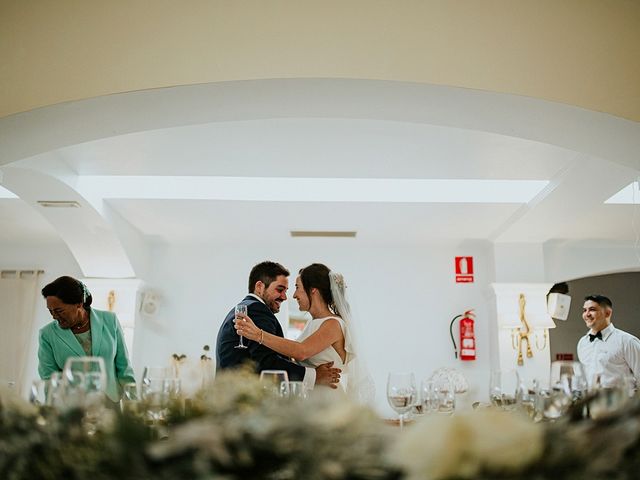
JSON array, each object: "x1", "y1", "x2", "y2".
[{"x1": 216, "y1": 295, "x2": 306, "y2": 381}]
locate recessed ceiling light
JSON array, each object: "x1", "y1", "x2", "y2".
[
  {"x1": 290, "y1": 231, "x2": 356, "y2": 238},
  {"x1": 37, "y1": 200, "x2": 81, "y2": 208}
]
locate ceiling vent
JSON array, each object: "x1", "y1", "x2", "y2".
[
  {"x1": 290, "y1": 231, "x2": 356, "y2": 238},
  {"x1": 37, "y1": 200, "x2": 81, "y2": 208}
]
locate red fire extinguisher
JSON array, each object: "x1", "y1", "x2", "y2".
[{"x1": 449, "y1": 310, "x2": 476, "y2": 360}]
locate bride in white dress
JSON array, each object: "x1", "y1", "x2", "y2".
[{"x1": 235, "y1": 263, "x2": 373, "y2": 401}]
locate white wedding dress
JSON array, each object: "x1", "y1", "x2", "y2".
[{"x1": 296, "y1": 315, "x2": 349, "y2": 393}]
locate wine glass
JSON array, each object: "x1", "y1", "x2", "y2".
[
  {"x1": 62, "y1": 356, "x2": 107, "y2": 407},
  {"x1": 259, "y1": 370, "x2": 289, "y2": 396},
  {"x1": 234, "y1": 304, "x2": 249, "y2": 349},
  {"x1": 433, "y1": 377, "x2": 456, "y2": 414},
  {"x1": 516, "y1": 378, "x2": 537, "y2": 418},
  {"x1": 550, "y1": 361, "x2": 587, "y2": 402},
  {"x1": 29, "y1": 379, "x2": 47, "y2": 406},
  {"x1": 141, "y1": 366, "x2": 170, "y2": 424},
  {"x1": 589, "y1": 374, "x2": 634, "y2": 419},
  {"x1": 489, "y1": 370, "x2": 519, "y2": 410},
  {"x1": 536, "y1": 376, "x2": 572, "y2": 419},
  {"x1": 420, "y1": 380, "x2": 438, "y2": 414},
  {"x1": 121, "y1": 382, "x2": 139, "y2": 415},
  {"x1": 286, "y1": 381, "x2": 308, "y2": 399},
  {"x1": 387, "y1": 372, "x2": 416, "y2": 430}
]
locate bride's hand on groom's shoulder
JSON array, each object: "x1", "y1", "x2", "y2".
[
  {"x1": 315, "y1": 361, "x2": 341, "y2": 389},
  {"x1": 234, "y1": 314, "x2": 260, "y2": 341}
]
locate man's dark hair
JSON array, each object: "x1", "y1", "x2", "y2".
[
  {"x1": 248, "y1": 261, "x2": 289, "y2": 293},
  {"x1": 41, "y1": 275, "x2": 93, "y2": 310},
  {"x1": 584, "y1": 294, "x2": 613, "y2": 309}
]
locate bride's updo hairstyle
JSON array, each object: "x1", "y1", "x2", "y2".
[
  {"x1": 299, "y1": 263, "x2": 340, "y2": 316},
  {"x1": 41, "y1": 275, "x2": 93, "y2": 311}
]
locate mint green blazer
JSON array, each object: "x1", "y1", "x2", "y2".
[{"x1": 38, "y1": 308, "x2": 136, "y2": 402}]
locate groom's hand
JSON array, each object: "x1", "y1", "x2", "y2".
[{"x1": 315, "y1": 361, "x2": 341, "y2": 389}]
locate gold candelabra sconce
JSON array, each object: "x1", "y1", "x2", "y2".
[
  {"x1": 107, "y1": 290, "x2": 116, "y2": 312},
  {"x1": 512, "y1": 293, "x2": 533, "y2": 366},
  {"x1": 510, "y1": 293, "x2": 552, "y2": 366}
]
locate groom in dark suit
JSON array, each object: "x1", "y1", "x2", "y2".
[{"x1": 216, "y1": 261, "x2": 340, "y2": 388}]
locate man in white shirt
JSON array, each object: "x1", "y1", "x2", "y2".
[{"x1": 577, "y1": 294, "x2": 640, "y2": 388}]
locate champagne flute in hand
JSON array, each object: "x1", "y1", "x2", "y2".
[{"x1": 234, "y1": 304, "x2": 249, "y2": 349}]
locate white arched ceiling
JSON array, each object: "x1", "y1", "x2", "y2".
[
  {"x1": 1, "y1": 79, "x2": 639, "y2": 171},
  {"x1": 0, "y1": 79, "x2": 638, "y2": 278},
  {"x1": 1, "y1": 167, "x2": 135, "y2": 278}
]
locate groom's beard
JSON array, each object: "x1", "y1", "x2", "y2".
[
  {"x1": 268, "y1": 298, "x2": 283, "y2": 313},
  {"x1": 258, "y1": 293, "x2": 282, "y2": 313}
]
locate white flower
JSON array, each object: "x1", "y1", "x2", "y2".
[{"x1": 392, "y1": 410, "x2": 543, "y2": 480}]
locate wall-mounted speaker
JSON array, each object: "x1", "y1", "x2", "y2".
[
  {"x1": 140, "y1": 292, "x2": 159, "y2": 316},
  {"x1": 547, "y1": 293, "x2": 571, "y2": 321}
]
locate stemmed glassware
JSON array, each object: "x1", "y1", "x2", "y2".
[
  {"x1": 420, "y1": 380, "x2": 438, "y2": 414},
  {"x1": 259, "y1": 370, "x2": 289, "y2": 396},
  {"x1": 29, "y1": 379, "x2": 47, "y2": 406},
  {"x1": 141, "y1": 366, "x2": 171, "y2": 425},
  {"x1": 121, "y1": 382, "x2": 140, "y2": 415},
  {"x1": 387, "y1": 372, "x2": 416, "y2": 430},
  {"x1": 62, "y1": 356, "x2": 107, "y2": 408},
  {"x1": 489, "y1": 370, "x2": 519, "y2": 410},
  {"x1": 433, "y1": 377, "x2": 456, "y2": 414},
  {"x1": 234, "y1": 304, "x2": 248, "y2": 349},
  {"x1": 550, "y1": 361, "x2": 588, "y2": 402}
]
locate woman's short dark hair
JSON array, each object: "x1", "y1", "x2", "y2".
[
  {"x1": 41, "y1": 276, "x2": 93, "y2": 310},
  {"x1": 584, "y1": 294, "x2": 613, "y2": 309},
  {"x1": 299, "y1": 263, "x2": 336, "y2": 314},
  {"x1": 248, "y1": 261, "x2": 290, "y2": 293}
]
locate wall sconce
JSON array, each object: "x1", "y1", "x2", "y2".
[
  {"x1": 513, "y1": 294, "x2": 532, "y2": 366},
  {"x1": 494, "y1": 284, "x2": 556, "y2": 366}
]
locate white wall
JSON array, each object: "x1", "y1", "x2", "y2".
[
  {"x1": 134, "y1": 240, "x2": 495, "y2": 415},
  {"x1": 5, "y1": 236, "x2": 636, "y2": 414}
]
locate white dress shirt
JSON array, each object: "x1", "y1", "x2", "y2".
[
  {"x1": 247, "y1": 294, "x2": 316, "y2": 389},
  {"x1": 577, "y1": 323, "x2": 640, "y2": 388}
]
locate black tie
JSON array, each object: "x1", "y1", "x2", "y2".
[{"x1": 589, "y1": 331, "x2": 603, "y2": 342}]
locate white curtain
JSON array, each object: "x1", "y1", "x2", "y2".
[{"x1": 0, "y1": 272, "x2": 42, "y2": 394}]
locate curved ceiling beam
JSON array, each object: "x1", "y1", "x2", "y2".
[
  {"x1": 1, "y1": 79, "x2": 639, "y2": 171},
  {"x1": 0, "y1": 167, "x2": 135, "y2": 278}
]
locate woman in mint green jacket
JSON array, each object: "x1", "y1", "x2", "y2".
[{"x1": 38, "y1": 276, "x2": 136, "y2": 402}]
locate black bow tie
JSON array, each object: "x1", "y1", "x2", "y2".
[{"x1": 589, "y1": 331, "x2": 603, "y2": 342}]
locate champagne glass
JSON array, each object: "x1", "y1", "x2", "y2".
[
  {"x1": 234, "y1": 304, "x2": 249, "y2": 349},
  {"x1": 489, "y1": 370, "x2": 519, "y2": 410},
  {"x1": 387, "y1": 372, "x2": 416, "y2": 430},
  {"x1": 259, "y1": 370, "x2": 289, "y2": 396}
]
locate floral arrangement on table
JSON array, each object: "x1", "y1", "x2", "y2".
[
  {"x1": 0, "y1": 370, "x2": 398, "y2": 480},
  {"x1": 3, "y1": 375, "x2": 640, "y2": 480}
]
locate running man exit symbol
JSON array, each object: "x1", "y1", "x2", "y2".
[{"x1": 455, "y1": 257, "x2": 474, "y2": 283}]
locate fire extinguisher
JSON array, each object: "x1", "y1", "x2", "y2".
[{"x1": 449, "y1": 310, "x2": 476, "y2": 360}]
